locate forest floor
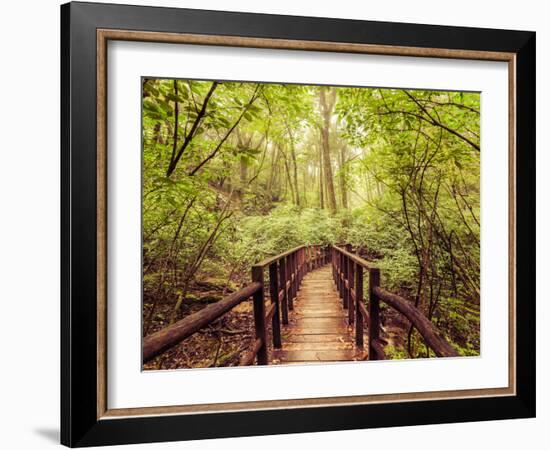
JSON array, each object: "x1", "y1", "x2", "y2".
[
  {"x1": 142, "y1": 274, "x2": 280, "y2": 370},
  {"x1": 143, "y1": 299, "x2": 259, "y2": 370}
]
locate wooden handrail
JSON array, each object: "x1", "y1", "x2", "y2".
[
  {"x1": 373, "y1": 286, "x2": 458, "y2": 357},
  {"x1": 143, "y1": 281, "x2": 262, "y2": 363},
  {"x1": 255, "y1": 244, "x2": 327, "y2": 268},
  {"x1": 331, "y1": 245, "x2": 458, "y2": 360},
  {"x1": 333, "y1": 245, "x2": 374, "y2": 270}
]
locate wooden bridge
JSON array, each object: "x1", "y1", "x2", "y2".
[
  {"x1": 143, "y1": 245, "x2": 458, "y2": 367},
  {"x1": 272, "y1": 265, "x2": 362, "y2": 364}
]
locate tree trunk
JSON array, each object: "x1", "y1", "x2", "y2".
[
  {"x1": 318, "y1": 142, "x2": 324, "y2": 209},
  {"x1": 236, "y1": 132, "x2": 249, "y2": 203},
  {"x1": 302, "y1": 162, "x2": 308, "y2": 208},
  {"x1": 288, "y1": 130, "x2": 301, "y2": 206},
  {"x1": 280, "y1": 146, "x2": 295, "y2": 204},
  {"x1": 267, "y1": 145, "x2": 278, "y2": 199},
  {"x1": 338, "y1": 142, "x2": 349, "y2": 209},
  {"x1": 319, "y1": 87, "x2": 338, "y2": 214}
]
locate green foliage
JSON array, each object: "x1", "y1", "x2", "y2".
[
  {"x1": 226, "y1": 205, "x2": 344, "y2": 268},
  {"x1": 384, "y1": 345, "x2": 409, "y2": 360},
  {"x1": 436, "y1": 297, "x2": 480, "y2": 355}
]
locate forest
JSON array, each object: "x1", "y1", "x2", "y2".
[{"x1": 142, "y1": 78, "x2": 480, "y2": 369}]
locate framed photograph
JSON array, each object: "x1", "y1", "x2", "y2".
[{"x1": 61, "y1": 1, "x2": 535, "y2": 447}]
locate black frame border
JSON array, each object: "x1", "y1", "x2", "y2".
[{"x1": 61, "y1": 2, "x2": 535, "y2": 447}]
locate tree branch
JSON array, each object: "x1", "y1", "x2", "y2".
[
  {"x1": 188, "y1": 84, "x2": 262, "y2": 176},
  {"x1": 166, "y1": 81, "x2": 219, "y2": 177},
  {"x1": 401, "y1": 90, "x2": 480, "y2": 151}
]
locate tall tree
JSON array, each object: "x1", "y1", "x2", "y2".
[
  {"x1": 287, "y1": 128, "x2": 301, "y2": 206},
  {"x1": 338, "y1": 141, "x2": 349, "y2": 209},
  {"x1": 319, "y1": 87, "x2": 338, "y2": 214},
  {"x1": 318, "y1": 139, "x2": 324, "y2": 209}
]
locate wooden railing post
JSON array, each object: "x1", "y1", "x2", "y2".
[
  {"x1": 355, "y1": 265, "x2": 364, "y2": 349},
  {"x1": 304, "y1": 247, "x2": 307, "y2": 277},
  {"x1": 288, "y1": 253, "x2": 295, "y2": 310},
  {"x1": 343, "y1": 253, "x2": 349, "y2": 309},
  {"x1": 302, "y1": 247, "x2": 305, "y2": 277},
  {"x1": 300, "y1": 248, "x2": 304, "y2": 281},
  {"x1": 294, "y1": 250, "x2": 300, "y2": 282},
  {"x1": 302, "y1": 248, "x2": 305, "y2": 278},
  {"x1": 331, "y1": 247, "x2": 335, "y2": 281},
  {"x1": 345, "y1": 244, "x2": 354, "y2": 324},
  {"x1": 311, "y1": 246, "x2": 317, "y2": 270},
  {"x1": 335, "y1": 251, "x2": 339, "y2": 291},
  {"x1": 294, "y1": 251, "x2": 298, "y2": 302},
  {"x1": 268, "y1": 262, "x2": 282, "y2": 349},
  {"x1": 333, "y1": 247, "x2": 337, "y2": 283},
  {"x1": 299, "y1": 249, "x2": 302, "y2": 280},
  {"x1": 335, "y1": 248, "x2": 338, "y2": 281},
  {"x1": 348, "y1": 260, "x2": 355, "y2": 325},
  {"x1": 368, "y1": 267, "x2": 381, "y2": 360},
  {"x1": 338, "y1": 251, "x2": 343, "y2": 299},
  {"x1": 303, "y1": 247, "x2": 305, "y2": 274},
  {"x1": 279, "y1": 256, "x2": 288, "y2": 325},
  {"x1": 285, "y1": 254, "x2": 290, "y2": 310},
  {"x1": 251, "y1": 265, "x2": 268, "y2": 365},
  {"x1": 296, "y1": 250, "x2": 302, "y2": 284},
  {"x1": 297, "y1": 249, "x2": 301, "y2": 286},
  {"x1": 314, "y1": 246, "x2": 317, "y2": 268}
]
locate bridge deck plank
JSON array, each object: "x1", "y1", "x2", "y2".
[{"x1": 273, "y1": 265, "x2": 365, "y2": 364}]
